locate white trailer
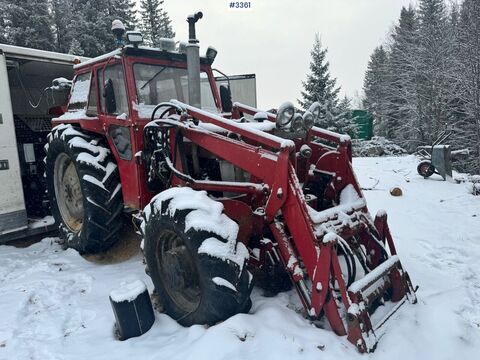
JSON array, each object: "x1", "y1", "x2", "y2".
[{"x1": 0, "y1": 44, "x2": 83, "y2": 243}]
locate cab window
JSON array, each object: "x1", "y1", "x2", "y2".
[
  {"x1": 97, "y1": 64, "x2": 129, "y2": 116},
  {"x1": 68, "y1": 72, "x2": 91, "y2": 110}
]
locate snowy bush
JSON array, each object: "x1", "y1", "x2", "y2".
[{"x1": 352, "y1": 136, "x2": 407, "y2": 157}]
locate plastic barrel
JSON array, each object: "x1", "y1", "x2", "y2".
[{"x1": 109, "y1": 280, "x2": 155, "y2": 340}]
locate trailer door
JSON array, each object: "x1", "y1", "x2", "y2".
[{"x1": 0, "y1": 52, "x2": 28, "y2": 234}]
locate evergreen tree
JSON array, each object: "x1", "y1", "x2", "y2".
[
  {"x1": 454, "y1": 0, "x2": 480, "y2": 173},
  {"x1": 68, "y1": 38, "x2": 84, "y2": 56},
  {"x1": 69, "y1": 0, "x2": 112, "y2": 57},
  {"x1": 335, "y1": 96, "x2": 358, "y2": 138},
  {"x1": 108, "y1": 0, "x2": 138, "y2": 31},
  {"x1": 51, "y1": 0, "x2": 74, "y2": 53},
  {"x1": 415, "y1": 0, "x2": 455, "y2": 144},
  {"x1": 140, "y1": 0, "x2": 175, "y2": 47},
  {"x1": 299, "y1": 34, "x2": 340, "y2": 128},
  {"x1": 363, "y1": 46, "x2": 389, "y2": 137},
  {"x1": 3, "y1": 0, "x2": 54, "y2": 51},
  {"x1": 0, "y1": 0, "x2": 9, "y2": 44},
  {"x1": 385, "y1": 6, "x2": 420, "y2": 147}
]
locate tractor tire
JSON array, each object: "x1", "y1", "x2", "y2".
[
  {"x1": 45, "y1": 124, "x2": 123, "y2": 254},
  {"x1": 417, "y1": 160, "x2": 435, "y2": 178},
  {"x1": 142, "y1": 188, "x2": 252, "y2": 326}
]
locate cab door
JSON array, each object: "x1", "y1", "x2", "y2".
[{"x1": 95, "y1": 62, "x2": 141, "y2": 209}]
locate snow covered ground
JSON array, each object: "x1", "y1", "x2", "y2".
[{"x1": 1, "y1": 155, "x2": 479, "y2": 360}]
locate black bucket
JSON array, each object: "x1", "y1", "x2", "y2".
[{"x1": 109, "y1": 280, "x2": 155, "y2": 340}]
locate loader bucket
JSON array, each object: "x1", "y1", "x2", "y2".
[{"x1": 310, "y1": 207, "x2": 417, "y2": 353}]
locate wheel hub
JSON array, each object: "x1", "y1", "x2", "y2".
[
  {"x1": 54, "y1": 153, "x2": 84, "y2": 232},
  {"x1": 157, "y1": 230, "x2": 201, "y2": 313}
]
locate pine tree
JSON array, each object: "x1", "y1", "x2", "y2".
[
  {"x1": 108, "y1": 0, "x2": 138, "y2": 31},
  {"x1": 453, "y1": 0, "x2": 480, "y2": 173},
  {"x1": 140, "y1": 0, "x2": 175, "y2": 47},
  {"x1": 385, "y1": 6, "x2": 420, "y2": 148},
  {"x1": 70, "y1": 0, "x2": 112, "y2": 57},
  {"x1": 363, "y1": 46, "x2": 389, "y2": 137},
  {"x1": 299, "y1": 34, "x2": 340, "y2": 110},
  {"x1": 68, "y1": 38, "x2": 84, "y2": 56},
  {"x1": 299, "y1": 34, "x2": 340, "y2": 129},
  {"x1": 335, "y1": 96, "x2": 358, "y2": 138},
  {"x1": 51, "y1": 0, "x2": 74, "y2": 53},
  {"x1": 0, "y1": 0, "x2": 9, "y2": 44},
  {"x1": 415, "y1": 0, "x2": 455, "y2": 145},
  {"x1": 3, "y1": 0, "x2": 55, "y2": 51}
]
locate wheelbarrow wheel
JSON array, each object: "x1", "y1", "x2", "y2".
[{"x1": 417, "y1": 160, "x2": 435, "y2": 178}]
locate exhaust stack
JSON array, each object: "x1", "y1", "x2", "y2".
[{"x1": 186, "y1": 12, "x2": 203, "y2": 108}]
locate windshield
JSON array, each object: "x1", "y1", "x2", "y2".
[{"x1": 133, "y1": 63, "x2": 218, "y2": 116}]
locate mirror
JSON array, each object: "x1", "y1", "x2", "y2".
[
  {"x1": 104, "y1": 79, "x2": 117, "y2": 114},
  {"x1": 219, "y1": 84, "x2": 232, "y2": 113}
]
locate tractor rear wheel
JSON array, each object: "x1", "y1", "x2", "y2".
[
  {"x1": 45, "y1": 124, "x2": 123, "y2": 254},
  {"x1": 417, "y1": 160, "x2": 435, "y2": 178},
  {"x1": 142, "y1": 188, "x2": 252, "y2": 326}
]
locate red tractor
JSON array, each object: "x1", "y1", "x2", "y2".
[{"x1": 45, "y1": 14, "x2": 416, "y2": 352}]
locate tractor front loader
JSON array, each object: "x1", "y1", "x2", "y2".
[
  {"x1": 44, "y1": 12, "x2": 416, "y2": 353},
  {"x1": 140, "y1": 99, "x2": 417, "y2": 352}
]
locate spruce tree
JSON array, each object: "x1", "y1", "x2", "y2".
[
  {"x1": 416, "y1": 0, "x2": 455, "y2": 144},
  {"x1": 386, "y1": 6, "x2": 420, "y2": 147},
  {"x1": 0, "y1": 0, "x2": 9, "y2": 44},
  {"x1": 363, "y1": 46, "x2": 389, "y2": 137},
  {"x1": 335, "y1": 96, "x2": 358, "y2": 138},
  {"x1": 299, "y1": 34, "x2": 340, "y2": 127},
  {"x1": 51, "y1": 0, "x2": 74, "y2": 53},
  {"x1": 70, "y1": 0, "x2": 112, "y2": 57},
  {"x1": 3, "y1": 0, "x2": 54, "y2": 51},
  {"x1": 109, "y1": 0, "x2": 138, "y2": 31},
  {"x1": 453, "y1": 0, "x2": 480, "y2": 173},
  {"x1": 140, "y1": 0, "x2": 175, "y2": 47}
]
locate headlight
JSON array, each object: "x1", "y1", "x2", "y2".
[
  {"x1": 290, "y1": 113, "x2": 304, "y2": 132},
  {"x1": 308, "y1": 102, "x2": 321, "y2": 123},
  {"x1": 302, "y1": 111, "x2": 314, "y2": 130},
  {"x1": 276, "y1": 101, "x2": 295, "y2": 128}
]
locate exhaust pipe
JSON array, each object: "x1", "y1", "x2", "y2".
[{"x1": 186, "y1": 12, "x2": 203, "y2": 108}]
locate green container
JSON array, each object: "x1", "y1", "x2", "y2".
[{"x1": 351, "y1": 110, "x2": 373, "y2": 140}]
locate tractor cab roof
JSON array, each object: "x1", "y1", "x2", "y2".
[{"x1": 73, "y1": 44, "x2": 214, "y2": 71}]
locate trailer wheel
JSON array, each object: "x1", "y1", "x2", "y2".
[
  {"x1": 143, "y1": 188, "x2": 252, "y2": 326},
  {"x1": 45, "y1": 124, "x2": 123, "y2": 253},
  {"x1": 417, "y1": 160, "x2": 435, "y2": 178}
]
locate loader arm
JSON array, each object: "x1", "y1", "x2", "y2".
[{"x1": 149, "y1": 101, "x2": 417, "y2": 353}]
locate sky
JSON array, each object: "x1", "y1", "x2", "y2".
[{"x1": 155, "y1": 0, "x2": 414, "y2": 109}]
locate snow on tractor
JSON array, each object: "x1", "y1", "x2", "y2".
[{"x1": 44, "y1": 13, "x2": 417, "y2": 352}]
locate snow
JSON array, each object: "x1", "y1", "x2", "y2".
[
  {"x1": 198, "y1": 237, "x2": 248, "y2": 272},
  {"x1": 133, "y1": 102, "x2": 157, "y2": 119},
  {"x1": 171, "y1": 100, "x2": 295, "y2": 149},
  {"x1": 69, "y1": 77, "x2": 90, "y2": 105},
  {"x1": 73, "y1": 49, "x2": 121, "y2": 70},
  {"x1": 212, "y1": 277, "x2": 237, "y2": 292},
  {"x1": 109, "y1": 280, "x2": 147, "y2": 303},
  {"x1": 1, "y1": 155, "x2": 480, "y2": 359},
  {"x1": 54, "y1": 109, "x2": 97, "y2": 121},
  {"x1": 28, "y1": 216, "x2": 55, "y2": 230}
]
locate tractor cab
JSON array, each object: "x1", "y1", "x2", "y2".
[{"x1": 53, "y1": 30, "x2": 225, "y2": 210}]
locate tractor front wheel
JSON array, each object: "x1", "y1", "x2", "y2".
[
  {"x1": 142, "y1": 188, "x2": 252, "y2": 326},
  {"x1": 45, "y1": 124, "x2": 123, "y2": 254}
]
